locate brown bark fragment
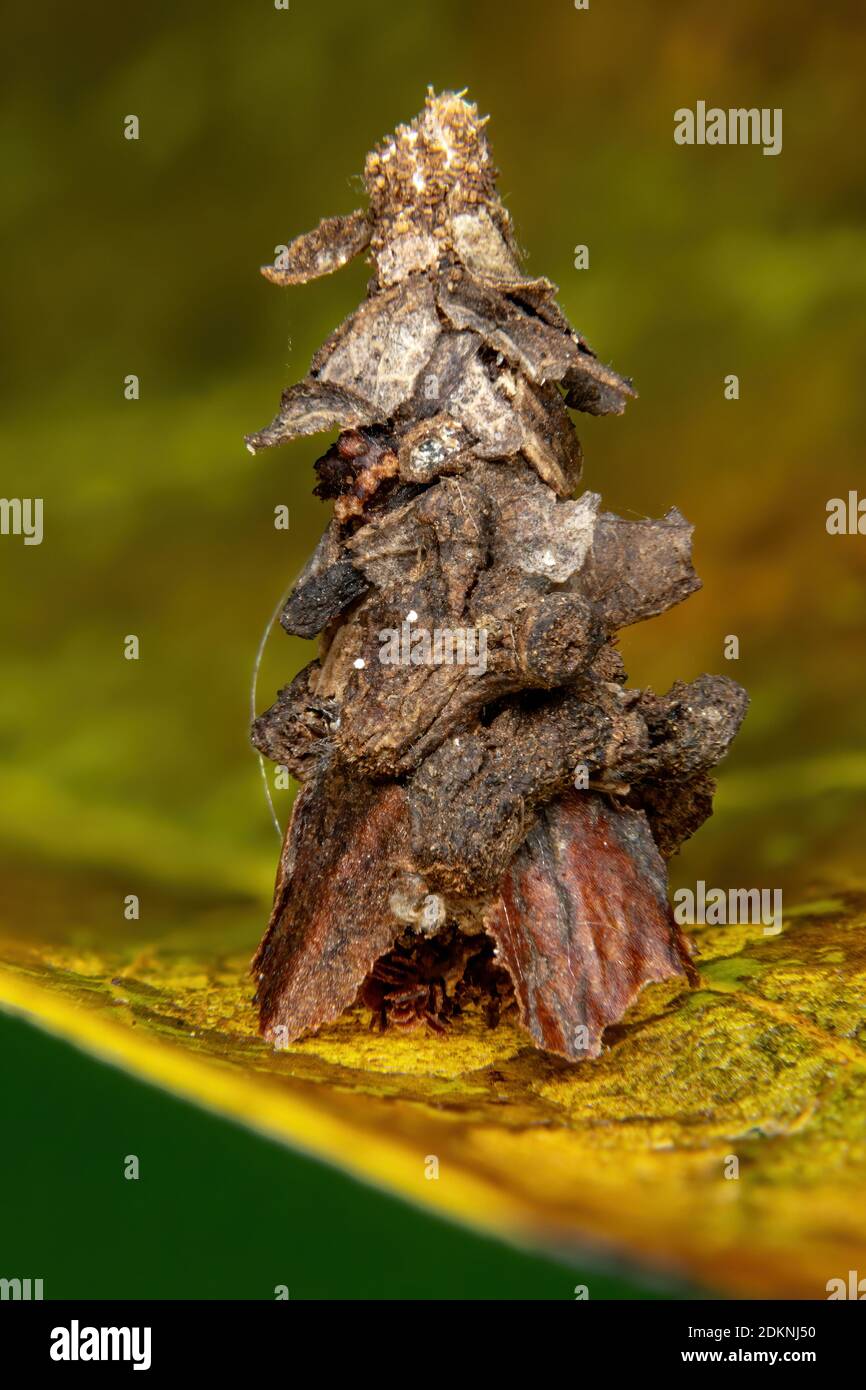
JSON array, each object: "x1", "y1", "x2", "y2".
[
  {"x1": 253, "y1": 771, "x2": 411, "y2": 1044},
  {"x1": 244, "y1": 380, "x2": 376, "y2": 453},
  {"x1": 483, "y1": 791, "x2": 693, "y2": 1060},
  {"x1": 251, "y1": 662, "x2": 336, "y2": 781},
  {"x1": 584, "y1": 508, "x2": 702, "y2": 627},
  {"x1": 260, "y1": 210, "x2": 371, "y2": 286},
  {"x1": 628, "y1": 772, "x2": 717, "y2": 860},
  {"x1": 435, "y1": 270, "x2": 636, "y2": 413},
  {"x1": 314, "y1": 275, "x2": 442, "y2": 419},
  {"x1": 406, "y1": 670, "x2": 747, "y2": 894}
]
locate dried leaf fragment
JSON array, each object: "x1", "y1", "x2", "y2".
[
  {"x1": 244, "y1": 380, "x2": 376, "y2": 453},
  {"x1": 484, "y1": 792, "x2": 694, "y2": 1060},
  {"x1": 261, "y1": 210, "x2": 372, "y2": 285}
]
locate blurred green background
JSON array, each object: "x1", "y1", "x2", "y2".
[{"x1": 1, "y1": 0, "x2": 864, "y2": 1297}]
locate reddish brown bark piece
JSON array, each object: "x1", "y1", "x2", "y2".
[
  {"x1": 484, "y1": 791, "x2": 694, "y2": 1061},
  {"x1": 252, "y1": 769, "x2": 410, "y2": 1044}
]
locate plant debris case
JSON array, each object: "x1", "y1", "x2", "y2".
[{"x1": 247, "y1": 90, "x2": 748, "y2": 1062}]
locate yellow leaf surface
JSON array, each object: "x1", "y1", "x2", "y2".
[{"x1": 2, "y1": 894, "x2": 865, "y2": 1299}]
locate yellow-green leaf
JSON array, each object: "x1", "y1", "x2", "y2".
[{"x1": 1, "y1": 894, "x2": 865, "y2": 1298}]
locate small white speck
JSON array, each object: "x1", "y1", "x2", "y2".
[
  {"x1": 353, "y1": 657, "x2": 366, "y2": 669},
  {"x1": 406, "y1": 609, "x2": 418, "y2": 623}
]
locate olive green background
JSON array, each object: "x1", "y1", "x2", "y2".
[{"x1": 0, "y1": 0, "x2": 864, "y2": 1297}]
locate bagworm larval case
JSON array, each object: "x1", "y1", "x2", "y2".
[{"x1": 247, "y1": 90, "x2": 747, "y2": 1061}]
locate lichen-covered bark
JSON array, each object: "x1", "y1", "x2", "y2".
[{"x1": 248, "y1": 90, "x2": 748, "y2": 1058}]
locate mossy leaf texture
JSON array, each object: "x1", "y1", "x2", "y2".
[{"x1": 2, "y1": 892, "x2": 865, "y2": 1298}]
